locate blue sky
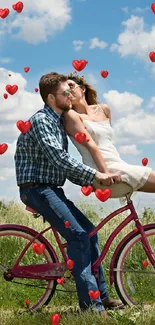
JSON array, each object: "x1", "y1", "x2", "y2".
[{"x1": 0, "y1": 0, "x2": 155, "y2": 214}]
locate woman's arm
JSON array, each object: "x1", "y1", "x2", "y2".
[{"x1": 63, "y1": 110, "x2": 109, "y2": 173}]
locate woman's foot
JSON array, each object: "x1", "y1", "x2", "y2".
[{"x1": 102, "y1": 297, "x2": 125, "y2": 310}]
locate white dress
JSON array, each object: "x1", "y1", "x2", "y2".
[{"x1": 70, "y1": 119, "x2": 152, "y2": 199}]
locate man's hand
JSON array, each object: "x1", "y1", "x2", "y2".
[{"x1": 94, "y1": 171, "x2": 121, "y2": 186}]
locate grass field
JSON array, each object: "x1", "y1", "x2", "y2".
[{"x1": 0, "y1": 199, "x2": 155, "y2": 325}]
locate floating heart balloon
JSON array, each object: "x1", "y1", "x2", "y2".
[
  {"x1": 35, "y1": 88, "x2": 38, "y2": 92},
  {"x1": 50, "y1": 313, "x2": 60, "y2": 325},
  {"x1": 89, "y1": 290, "x2": 100, "y2": 300},
  {"x1": 142, "y1": 260, "x2": 149, "y2": 269},
  {"x1": 133, "y1": 227, "x2": 138, "y2": 232},
  {"x1": 151, "y1": 3, "x2": 155, "y2": 13},
  {"x1": 32, "y1": 243, "x2": 45, "y2": 255},
  {"x1": 24, "y1": 66, "x2": 30, "y2": 73},
  {"x1": 149, "y1": 51, "x2": 155, "y2": 62},
  {"x1": 8, "y1": 74, "x2": 11, "y2": 76},
  {"x1": 64, "y1": 220, "x2": 70, "y2": 228},
  {"x1": 95, "y1": 188, "x2": 112, "y2": 202},
  {"x1": 0, "y1": 8, "x2": 9, "y2": 18},
  {"x1": 57, "y1": 277, "x2": 65, "y2": 285},
  {"x1": 74, "y1": 132, "x2": 86, "y2": 144},
  {"x1": 3, "y1": 93, "x2": 8, "y2": 99},
  {"x1": 81, "y1": 185, "x2": 93, "y2": 196},
  {"x1": 72, "y1": 60, "x2": 88, "y2": 71},
  {"x1": 142, "y1": 157, "x2": 148, "y2": 166},
  {"x1": 100, "y1": 70, "x2": 109, "y2": 78},
  {"x1": 24, "y1": 299, "x2": 30, "y2": 306},
  {"x1": 66, "y1": 259, "x2": 74, "y2": 270},
  {"x1": 12, "y1": 1, "x2": 24, "y2": 13},
  {"x1": 0, "y1": 143, "x2": 8, "y2": 155},
  {"x1": 5, "y1": 84, "x2": 18, "y2": 95},
  {"x1": 16, "y1": 120, "x2": 32, "y2": 134}
]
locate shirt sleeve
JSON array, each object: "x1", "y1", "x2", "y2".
[{"x1": 31, "y1": 116, "x2": 96, "y2": 186}]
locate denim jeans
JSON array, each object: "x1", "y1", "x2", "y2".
[{"x1": 19, "y1": 184, "x2": 109, "y2": 312}]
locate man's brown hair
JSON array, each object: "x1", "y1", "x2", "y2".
[{"x1": 39, "y1": 72, "x2": 68, "y2": 104}]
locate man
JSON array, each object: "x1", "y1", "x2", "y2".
[{"x1": 14, "y1": 72, "x2": 123, "y2": 317}]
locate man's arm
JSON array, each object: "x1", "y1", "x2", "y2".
[{"x1": 31, "y1": 115, "x2": 96, "y2": 186}]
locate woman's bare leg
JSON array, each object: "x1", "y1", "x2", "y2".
[{"x1": 138, "y1": 171, "x2": 155, "y2": 193}]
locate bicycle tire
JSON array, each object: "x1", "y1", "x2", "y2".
[
  {"x1": 113, "y1": 224, "x2": 155, "y2": 306},
  {"x1": 0, "y1": 224, "x2": 57, "y2": 312}
]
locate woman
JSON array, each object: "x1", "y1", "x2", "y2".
[{"x1": 63, "y1": 73, "x2": 154, "y2": 199}]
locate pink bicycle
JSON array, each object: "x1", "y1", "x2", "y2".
[{"x1": 0, "y1": 193, "x2": 155, "y2": 312}]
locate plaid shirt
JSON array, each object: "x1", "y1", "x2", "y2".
[{"x1": 14, "y1": 105, "x2": 96, "y2": 186}]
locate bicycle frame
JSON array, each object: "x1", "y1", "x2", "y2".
[{"x1": 3, "y1": 195, "x2": 155, "y2": 281}]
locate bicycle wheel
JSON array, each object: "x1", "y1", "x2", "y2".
[
  {"x1": 114, "y1": 225, "x2": 155, "y2": 306},
  {"x1": 0, "y1": 225, "x2": 57, "y2": 312}
]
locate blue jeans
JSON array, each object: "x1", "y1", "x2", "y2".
[{"x1": 19, "y1": 185, "x2": 109, "y2": 312}]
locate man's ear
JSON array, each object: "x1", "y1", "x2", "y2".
[{"x1": 48, "y1": 93, "x2": 55, "y2": 102}]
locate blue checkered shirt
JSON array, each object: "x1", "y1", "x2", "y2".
[{"x1": 14, "y1": 105, "x2": 96, "y2": 186}]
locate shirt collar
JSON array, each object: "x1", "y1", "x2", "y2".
[{"x1": 44, "y1": 104, "x2": 63, "y2": 122}]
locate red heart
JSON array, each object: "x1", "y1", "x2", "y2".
[
  {"x1": 142, "y1": 260, "x2": 149, "y2": 269},
  {"x1": 0, "y1": 8, "x2": 9, "y2": 19},
  {"x1": 24, "y1": 299, "x2": 30, "y2": 306},
  {"x1": 12, "y1": 1, "x2": 24, "y2": 13},
  {"x1": 151, "y1": 3, "x2": 155, "y2": 13},
  {"x1": 32, "y1": 243, "x2": 45, "y2": 255},
  {"x1": 81, "y1": 185, "x2": 93, "y2": 196},
  {"x1": 0, "y1": 143, "x2": 8, "y2": 155},
  {"x1": 74, "y1": 132, "x2": 86, "y2": 144},
  {"x1": 100, "y1": 70, "x2": 109, "y2": 78},
  {"x1": 66, "y1": 259, "x2": 74, "y2": 270},
  {"x1": 3, "y1": 93, "x2": 8, "y2": 99},
  {"x1": 50, "y1": 313, "x2": 60, "y2": 325},
  {"x1": 8, "y1": 74, "x2": 11, "y2": 76},
  {"x1": 35, "y1": 88, "x2": 38, "y2": 92},
  {"x1": 133, "y1": 227, "x2": 138, "y2": 232},
  {"x1": 89, "y1": 290, "x2": 100, "y2": 300},
  {"x1": 64, "y1": 221, "x2": 70, "y2": 228},
  {"x1": 95, "y1": 188, "x2": 112, "y2": 202},
  {"x1": 72, "y1": 60, "x2": 88, "y2": 72},
  {"x1": 57, "y1": 277, "x2": 65, "y2": 285},
  {"x1": 16, "y1": 120, "x2": 32, "y2": 134},
  {"x1": 142, "y1": 157, "x2": 148, "y2": 166},
  {"x1": 149, "y1": 51, "x2": 155, "y2": 62},
  {"x1": 24, "y1": 66, "x2": 30, "y2": 73},
  {"x1": 5, "y1": 84, "x2": 18, "y2": 95}
]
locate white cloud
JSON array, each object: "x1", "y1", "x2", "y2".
[
  {"x1": 72, "y1": 40, "x2": 85, "y2": 51},
  {"x1": 0, "y1": 58, "x2": 13, "y2": 64},
  {"x1": 0, "y1": 0, "x2": 72, "y2": 44},
  {"x1": 121, "y1": 7, "x2": 149, "y2": 14},
  {"x1": 118, "y1": 144, "x2": 142, "y2": 155},
  {"x1": 87, "y1": 74, "x2": 98, "y2": 86},
  {"x1": 110, "y1": 15, "x2": 155, "y2": 73},
  {"x1": 121, "y1": 7, "x2": 129, "y2": 14},
  {"x1": 89, "y1": 37, "x2": 108, "y2": 49},
  {"x1": 147, "y1": 97, "x2": 155, "y2": 109}
]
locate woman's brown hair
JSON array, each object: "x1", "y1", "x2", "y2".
[{"x1": 67, "y1": 73, "x2": 99, "y2": 105}]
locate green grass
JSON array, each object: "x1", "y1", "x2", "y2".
[{"x1": 0, "y1": 199, "x2": 155, "y2": 325}]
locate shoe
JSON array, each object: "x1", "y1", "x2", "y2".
[{"x1": 102, "y1": 297, "x2": 125, "y2": 310}]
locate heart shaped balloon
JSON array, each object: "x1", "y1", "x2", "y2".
[
  {"x1": 16, "y1": 120, "x2": 32, "y2": 134},
  {"x1": 151, "y1": 3, "x2": 155, "y2": 13},
  {"x1": 64, "y1": 220, "x2": 70, "y2": 228},
  {"x1": 74, "y1": 132, "x2": 86, "y2": 144},
  {"x1": 142, "y1": 157, "x2": 148, "y2": 166},
  {"x1": 35, "y1": 88, "x2": 38, "y2": 92},
  {"x1": 24, "y1": 66, "x2": 30, "y2": 73},
  {"x1": 0, "y1": 8, "x2": 9, "y2": 18},
  {"x1": 5, "y1": 84, "x2": 18, "y2": 95},
  {"x1": 66, "y1": 259, "x2": 74, "y2": 270},
  {"x1": 142, "y1": 260, "x2": 149, "y2": 269},
  {"x1": 81, "y1": 185, "x2": 93, "y2": 196},
  {"x1": 89, "y1": 290, "x2": 100, "y2": 300},
  {"x1": 32, "y1": 243, "x2": 45, "y2": 255},
  {"x1": 0, "y1": 143, "x2": 8, "y2": 155},
  {"x1": 3, "y1": 93, "x2": 8, "y2": 99},
  {"x1": 149, "y1": 51, "x2": 155, "y2": 62},
  {"x1": 12, "y1": 1, "x2": 24, "y2": 13},
  {"x1": 72, "y1": 60, "x2": 88, "y2": 71},
  {"x1": 50, "y1": 313, "x2": 60, "y2": 325},
  {"x1": 57, "y1": 277, "x2": 65, "y2": 285},
  {"x1": 100, "y1": 70, "x2": 109, "y2": 78},
  {"x1": 95, "y1": 188, "x2": 112, "y2": 202}
]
